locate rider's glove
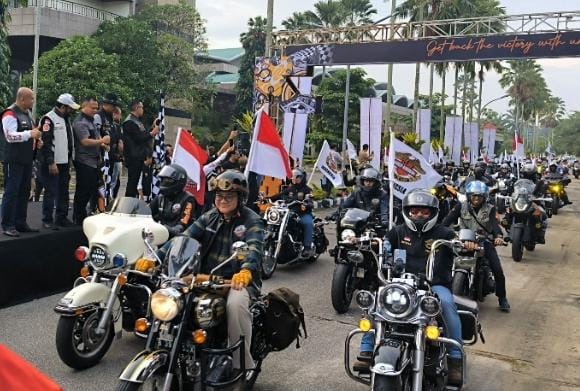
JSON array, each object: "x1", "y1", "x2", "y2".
[
  {"x1": 135, "y1": 258, "x2": 156, "y2": 273},
  {"x1": 231, "y1": 269, "x2": 252, "y2": 289}
]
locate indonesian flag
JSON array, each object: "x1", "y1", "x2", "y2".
[
  {"x1": 172, "y1": 128, "x2": 209, "y2": 205},
  {"x1": 245, "y1": 110, "x2": 292, "y2": 180},
  {"x1": 0, "y1": 344, "x2": 63, "y2": 390},
  {"x1": 513, "y1": 132, "x2": 525, "y2": 158}
]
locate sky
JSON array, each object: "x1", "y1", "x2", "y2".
[{"x1": 195, "y1": 0, "x2": 580, "y2": 115}]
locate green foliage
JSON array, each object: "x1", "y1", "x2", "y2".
[
  {"x1": 236, "y1": 17, "x2": 266, "y2": 116},
  {"x1": 554, "y1": 112, "x2": 580, "y2": 156},
  {"x1": 1, "y1": 0, "x2": 15, "y2": 107},
  {"x1": 22, "y1": 37, "x2": 130, "y2": 117},
  {"x1": 309, "y1": 68, "x2": 375, "y2": 148},
  {"x1": 234, "y1": 111, "x2": 254, "y2": 133}
]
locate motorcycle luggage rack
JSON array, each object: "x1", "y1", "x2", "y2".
[{"x1": 200, "y1": 336, "x2": 246, "y2": 389}]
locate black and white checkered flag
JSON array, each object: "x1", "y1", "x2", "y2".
[
  {"x1": 151, "y1": 93, "x2": 166, "y2": 198},
  {"x1": 100, "y1": 150, "x2": 111, "y2": 205}
]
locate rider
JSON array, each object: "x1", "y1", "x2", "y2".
[
  {"x1": 156, "y1": 169, "x2": 263, "y2": 374},
  {"x1": 442, "y1": 181, "x2": 511, "y2": 312},
  {"x1": 493, "y1": 163, "x2": 515, "y2": 181},
  {"x1": 150, "y1": 164, "x2": 198, "y2": 237},
  {"x1": 358, "y1": 189, "x2": 465, "y2": 386},
  {"x1": 268, "y1": 168, "x2": 315, "y2": 258},
  {"x1": 544, "y1": 163, "x2": 572, "y2": 206}
]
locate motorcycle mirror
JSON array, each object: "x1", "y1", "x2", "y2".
[
  {"x1": 142, "y1": 228, "x2": 154, "y2": 243},
  {"x1": 231, "y1": 241, "x2": 249, "y2": 261}
]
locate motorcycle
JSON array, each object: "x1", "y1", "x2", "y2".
[
  {"x1": 345, "y1": 235, "x2": 484, "y2": 390},
  {"x1": 330, "y1": 208, "x2": 385, "y2": 314},
  {"x1": 491, "y1": 177, "x2": 515, "y2": 214},
  {"x1": 573, "y1": 162, "x2": 580, "y2": 179},
  {"x1": 430, "y1": 178, "x2": 460, "y2": 223},
  {"x1": 451, "y1": 229, "x2": 508, "y2": 302},
  {"x1": 117, "y1": 237, "x2": 293, "y2": 391},
  {"x1": 498, "y1": 180, "x2": 551, "y2": 262},
  {"x1": 260, "y1": 197, "x2": 328, "y2": 280},
  {"x1": 54, "y1": 197, "x2": 169, "y2": 369},
  {"x1": 544, "y1": 178, "x2": 570, "y2": 216}
]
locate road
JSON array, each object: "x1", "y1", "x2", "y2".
[{"x1": 1, "y1": 182, "x2": 580, "y2": 391}]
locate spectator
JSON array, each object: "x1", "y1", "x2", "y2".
[
  {"x1": 357, "y1": 143, "x2": 373, "y2": 169},
  {"x1": 111, "y1": 106, "x2": 123, "y2": 198},
  {"x1": 165, "y1": 143, "x2": 173, "y2": 165},
  {"x1": 123, "y1": 100, "x2": 158, "y2": 198},
  {"x1": 38, "y1": 93, "x2": 78, "y2": 229},
  {"x1": 95, "y1": 93, "x2": 123, "y2": 202},
  {"x1": 72, "y1": 97, "x2": 110, "y2": 224},
  {"x1": 0, "y1": 87, "x2": 42, "y2": 237}
]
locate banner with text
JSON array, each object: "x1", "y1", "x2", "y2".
[{"x1": 360, "y1": 97, "x2": 383, "y2": 170}]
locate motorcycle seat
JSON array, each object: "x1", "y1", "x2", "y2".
[{"x1": 453, "y1": 295, "x2": 479, "y2": 315}]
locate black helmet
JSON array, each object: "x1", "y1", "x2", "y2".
[
  {"x1": 432, "y1": 162, "x2": 444, "y2": 174},
  {"x1": 209, "y1": 169, "x2": 249, "y2": 205},
  {"x1": 402, "y1": 189, "x2": 439, "y2": 233},
  {"x1": 158, "y1": 164, "x2": 187, "y2": 196},
  {"x1": 292, "y1": 168, "x2": 306, "y2": 185},
  {"x1": 473, "y1": 166, "x2": 485, "y2": 179},
  {"x1": 360, "y1": 167, "x2": 381, "y2": 192}
]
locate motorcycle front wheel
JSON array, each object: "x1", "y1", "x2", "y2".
[
  {"x1": 55, "y1": 310, "x2": 114, "y2": 369},
  {"x1": 511, "y1": 229, "x2": 524, "y2": 262},
  {"x1": 331, "y1": 263, "x2": 355, "y2": 314},
  {"x1": 552, "y1": 196, "x2": 560, "y2": 215},
  {"x1": 117, "y1": 368, "x2": 179, "y2": 391},
  {"x1": 261, "y1": 241, "x2": 278, "y2": 280},
  {"x1": 373, "y1": 374, "x2": 403, "y2": 391}
]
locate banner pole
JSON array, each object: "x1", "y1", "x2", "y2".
[
  {"x1": 388, "y1": 130, "x2": 395, "y2": 230},
  {"x1": 307, "y1": 142, "x2": 323, "y2": 186}
]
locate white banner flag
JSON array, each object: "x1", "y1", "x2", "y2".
[
  {"x1": 445, "y1": 116, "x2": 463, "y2": 164},
  {"x1": 283, "y1": 112, "x2": 308, "y2": 165},
  {"x1": 290, "y1": 76, "x2": 313, "y2": 95},
  {"x1": 346, "y1": 138, "x2": 357, "y2": 160},
  {"x1": 388, "y1": 137, "x2": 442, "y2": 199},
  {"x1": 314, "y1": 140, "x2": 344, "y2": 187},
  {"x1": 360, "y1": 97, "x2": 383, "y2": 170},
  {"x1": 469, "y1": 122, "x2": 479, "y2": 163},
  {"x1": 415, "y1": 108, "x2": 431, "y2": 160}
]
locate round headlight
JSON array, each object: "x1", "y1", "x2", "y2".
[
  {"x1": 341, "y1": 229, "x2": 356, "y2": 242},
  {"x1": 266, "y1": 209, "x2": 280, "y2": 224},
  {"x1": 381, "y1": 284, "x2": 415, "y2": 318},
  {"x1": 513, "y1": 197, "x2": 529, "y2": 212},
  {"x1": 420, "y1": 296, "x2": 441, "y2": 317},
  {"x1": 151, "y1": 288, "x2": 183, "y2": 321},
  {"x1": 355, "y1": 290, "x2": 375, "y2": 310}
]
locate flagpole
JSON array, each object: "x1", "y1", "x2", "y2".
[
  {"x1": 388, "y1": 130, "x2": 395, "y2": 230},
  {"x1": 307, "y1": 143, "x2": 323, "y2": 187}
]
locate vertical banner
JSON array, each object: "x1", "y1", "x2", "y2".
[
  {"x1": 282, "y1": 112, "x2": 308, "y2": 165},
  {"x1": 415, "y1": 108, "x2": 431, "y2": 160},
  {"x1": 483, "y1": 123, "x2": 497, "y2": 157},
  {"x1": 445, "y1": 116, "x2": 463, "y2": 164},
  {"x1": 469, "y1": 122, "x2": 479, "y2": 163},
  {"x1": 463, "y1": 122, "x2": 472, "y2": 162},
  {"x1": 360, "y1": 97, "x2": 383, "y2": 170}
]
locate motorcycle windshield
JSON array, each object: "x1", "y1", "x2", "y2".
[
  {"x1": 513, "y1": 179, "x2": 535, "y2": 196},
  {"x1": 165, "y1": 237, "x2": 201, "y2": 277},
  {"x1": 108, "y1": 197, "x2": 151, "y2": 216},
  {"x1": 340, "y1": 208, "x2": 370, "y2": 229}
]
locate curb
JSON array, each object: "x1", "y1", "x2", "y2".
[{"x1": 313, "y1": 197, "x2": 343, "y2": 209}]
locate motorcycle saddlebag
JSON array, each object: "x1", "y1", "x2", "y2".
[{"x1": 264, "y1": 287, "x2": 307, "y2": 351}]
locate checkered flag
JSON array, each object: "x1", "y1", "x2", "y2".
[
  {"x1": 290, "y1": 44, "x2": 334, "y2": 66},
  {"x1": 99, "y1": 150, "x2": 111, "y2": 206},
  {"x1": 151, "y1": 93, "x2": 167, "y2": 198}
]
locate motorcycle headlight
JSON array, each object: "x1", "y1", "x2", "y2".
[
  {"x1": 89, "y1": 246, "x2": 109, "y2": 269},
  {"x1": 498, "y1": 181, "x2": 507, "y2": 191},
  {"x1": 340, "y1": 229, "x2": 356, "y2": 242},
  {"x1": 355, "y1": 290, "x2": 375, "y2": 310},
  {"x1": 266, "y1": 209, "x2": 281, "y2": 224},
  {"x1": 380, "y1": 284, "x2": 416, "y2": 319},
  {"x1": 420, "y1": 295, "x2": 441, "y2": 317},
  {"x1": 513, "y1": 197, "x2": 529, "y2": 212},
  {"x1": 549, "y1": 185, "x2": 561, "y2": 192},
  {"x1": 151, "y1": 288, "x2": 183, "y2": 321},
  {"x1": 347, "y1": 250, "x2": 364, "y2": 264}
]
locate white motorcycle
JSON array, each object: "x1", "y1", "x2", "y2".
[{"x1": 54, "y1": 197, "x2": 169, "y2": 369}]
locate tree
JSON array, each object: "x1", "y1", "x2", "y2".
[
  {"x1": 22, "y1": 37, "x2": 130, "y2": 118},
  {"x1": 553, "y1": 112, "x2": 580, "y2": 156},
  {"x1": 235, "y1": 16, "x2": 267, "y2": 116},
  {"x1": 0, "y1": 0, "x2": 18, "y2": 107}
]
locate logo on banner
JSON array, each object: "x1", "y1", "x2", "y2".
[
  {"x1": 325, "y1": 154, "x2": 339, "y2": 174},
  {"x1": 394, "y1": 152, "x2": 427, "y2": 183}
]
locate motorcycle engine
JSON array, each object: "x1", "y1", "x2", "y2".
[{"x1": 194, "y1": 293, "x2": 227, "y2": 329}]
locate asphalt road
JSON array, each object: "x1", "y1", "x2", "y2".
[{"x1": 1, "y1": 182, "x2": 580, "y2": 391}]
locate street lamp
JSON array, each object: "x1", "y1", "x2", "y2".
[{"x1": 481, "y1": 94, "x2": 510, "y2": 113}]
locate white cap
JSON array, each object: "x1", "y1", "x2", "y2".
[{"x1": 57, "y1": 93, "x2": 80, "y2": 110}]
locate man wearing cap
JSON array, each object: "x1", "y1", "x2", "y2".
[
  {"x1": 38, "y1": 93, "x2": 78, "y2": 229},
  {"x1": 0, "y1": 87, "x2": 43, "y2": 237}
]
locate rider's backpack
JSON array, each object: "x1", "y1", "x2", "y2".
[{"x1": 264, "y1": 287, "x2": 307, "y2": 351}]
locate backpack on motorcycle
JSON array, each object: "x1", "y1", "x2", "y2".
[{"x1": 264, "y1": 287, "x2": 307, "y2": 351}]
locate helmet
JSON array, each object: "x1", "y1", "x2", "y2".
[
  {"x1": 158, "y1": 164, "x2": 187, "y2": 196},
  {"x1": 292, "y1": 168, "x2": 306, "y2": 185},
  {"x1": 473, "y1": 166, "x2": 485, "y2": 179},
  {"x1": 500, "y1": 163, "x2": 510, "y2": 171},
  {"x1": 465, "y1": 180, "x2": 489, "y2": 201},
  {"x1": 402, "y1": 189, "x2": 439, "y2": 233},
  {"x1": 475, "y1": 161, "x2": 488, "y2": 171},
  {"x1": 432, "y1": 162, "x2": 444, "y2": 174},
  {"x1": 360, "y1": 167, "x2": 381, "y2": 192},
  {"x1": 209, "y1": 169, "x2": 249, "y2": 205}
]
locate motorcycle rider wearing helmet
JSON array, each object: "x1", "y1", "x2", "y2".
[
  {"x1": 493, "y1": 163, "x2": 514, "y2": 180},
  {"x1": 442, "y1": 180, "x2": 511, "y2": 312},
  {"x1": 544, "y1": 163, "x2": 572, "y2": 206},
  {"x1": 150, "y1": 164, "x2": 197, "y2": 237},
  {"x1": 156, "y1": 169, "x2": 263, "y2": 375},
  {"x1": 267, "y1": 168, "x2": 315, "y2": 258},
  {"x1": 358, "y1": 189, "x2": 466, "y2": 385}
]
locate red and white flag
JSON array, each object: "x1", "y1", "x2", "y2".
[
  {"x1": 512, "y1": 132, "x2": 525, "y2": 158},
  {"x1": 245, "y1": 110, "x2": 292, "y2": 180},
  {"x1": 172, "y1": 128, "x2": 208, "y2": 205}
]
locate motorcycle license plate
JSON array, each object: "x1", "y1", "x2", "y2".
[{"x1": 356, "y1": 268, "x2": 365, "y2": 278}]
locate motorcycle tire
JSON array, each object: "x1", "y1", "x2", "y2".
[
  {"x1": 245, "y1": 358, "x2": 263, "y2": 390},
  {"x1": 511, "y1": 229, "x2": 524, "y2": 263},
  {"x1": 331, "y1": 263, "x2": 355, "y2": 314},
  {"x1": 261, "y1": 242, "x2": 278, "y2": 280},
  {"x1": 552, "y1": 196, "x2": 559, "y2": 215},
  {"x1": 525, "y1": 242, "x2": 536, "y2": 251},
  {"x1": 55, "y1": 311, "x2": 114, "y2": 370},
  {"x1": 451, "y1": 272, "x2": 469, "y2": 298},
  {"x1": 373, "y1": 374, "x2": 403, "y2": 391}
]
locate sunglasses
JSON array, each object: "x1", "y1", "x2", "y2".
[{"x1": 215, "y1": 193, "x2": 237, "y2": 202}]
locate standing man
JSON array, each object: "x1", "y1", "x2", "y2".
[
  {"x1": 38, "y1": 93, "x2": 78, "y2": 229},
  {"x1": 111, "y1": 106, "x2": 124, "y2": 198},
  {"x1": 123, "y1": 100, "x2": 159, "y2": 198},
  {"x1": 357, "y1": 144, "x2": 373, "y2": 169},
  {"x1": 0, "y1": 87, "x2": 42, "y2": 236},
  {"x1": 72, "y1": 97, "x2": 110, "y2": 224}
]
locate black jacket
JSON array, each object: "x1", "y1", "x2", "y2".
[
  {"x1": 39, "y1": 108, "x2": 74, "y2": 165},
  {"x1": 151, "y1": 192, "x2": 198, "y2": 236},
  {"x1": 340, "y1": 188, "x2": 390, "y2": 225},
  {"x1": 123, "y1": 115, "x2": 152, "y2": 162},
  {"x1": 271, "y1": 183, "x2": 313, "y2": 214}
]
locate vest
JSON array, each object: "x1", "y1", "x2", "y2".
[
  {"x1": 45, "y1": 110, "x2": 70, "y2": 164},
  {"x1": 0, "y1": 104, "x2": 34, "y2": 164},
  {"x1": 459, "y1": 202, "x2": 494, "y2": 234}
]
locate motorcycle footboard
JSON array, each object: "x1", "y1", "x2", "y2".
[
  {"x1": 344, "y1": 329, "x2": 371, "y2": 385},
  {"x1": 201, "y1": 336, "x2": 246, "y2": 389}
]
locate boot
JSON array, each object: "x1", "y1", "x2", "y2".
[
  {"x1": 447, "y1": 357, "x2": 463, "y2": 386},
  {"x1": 499, "y1": 298, "x2": 511, "y2": 313},
  {"x1": 353, "y1": 351, "x2": 372, "y2": 373}
]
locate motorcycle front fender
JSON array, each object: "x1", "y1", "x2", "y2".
[
  {"x1": 372, "y1": 340, "x2": 409, "y2": 376},
  {"x1": 119, "y1": 350, "x2": 169, "y2": 383},
  {"x1": 54, "y1": 282, "x2": 119, "y2": 316}
]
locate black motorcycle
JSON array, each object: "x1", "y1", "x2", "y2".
[
  {"x1": 345, "y1": 236, "x2": 484, "y2": 390},
  {"x1": 430, "y1": 179, "x2": 460, "y2": 223},
  {"x1": 261, "y1": 198, "x2": 328, "y2": 280},
  {"x1": 544, "y1": 177, "x2": 570, "y2": 216},
  {"x1": 116, "y1": 238, "x2": 289, "y2": 391},
  {"x1": 573, "y1": 162, "x2": 580, "y2": 179},
  {"x1": 330, "y1": 208, "x2": 386, "y2": 314}
]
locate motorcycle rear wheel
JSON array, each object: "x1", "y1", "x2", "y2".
[
  {"x1": 373, "y1": 374, "x2": 403, "y2": 391},
  {"x1": 511, "y1": 229, "x2": 524, "y2": 263},
  {"x1": 331, "y1": 263, "x2": 355, "y2": 314},
  {"x1": 552, "y1": 196, "x2": 560, "y2": 215}
]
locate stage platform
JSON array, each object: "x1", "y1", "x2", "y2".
[{"x1": 0, "y1": 202, "x2": 86, "y2": 308}]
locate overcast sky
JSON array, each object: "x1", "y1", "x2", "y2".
[{"x1": 196, "y1": 0, "x2": 580, "y2": 114}]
